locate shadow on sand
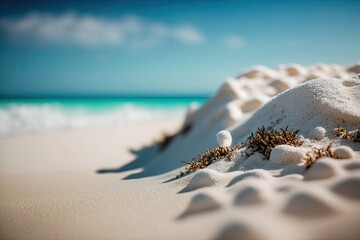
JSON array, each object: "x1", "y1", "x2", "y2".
[
  {"x1": 96, "y1": 142, "x2": 184, "y2": 180},
  {"x1": 96, "y1": 124, "x2": 193, "y2": 180},
  {"x1": 96, "y1": 145, "x2": 157, "y2": 174},
  {"x1": 96, "y1": 144, "x2": 169, "y2": 179}
]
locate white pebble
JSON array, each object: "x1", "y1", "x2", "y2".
[
  {"x1": 312, "y1": 127, "x2": 326, "y2": 140},
  {"x1": 216, "y1": 130, "x2": 232, "y2": 147},
  {"x1": 334, "y1": 146, "x2": 354, "y2": 159}
]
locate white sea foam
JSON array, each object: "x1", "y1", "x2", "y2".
[{"x1": 0, "y1": 103, "x2": 186, "y2": 136}]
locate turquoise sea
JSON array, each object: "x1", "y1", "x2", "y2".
[{"x1": 0, "y1": 97, "x2": 208, "y2": 136}]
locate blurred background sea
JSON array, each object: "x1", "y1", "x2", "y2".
[
  {"x1": 0, "y1": 96, "x2": 208, "y2": 136},
  {"x1": 0, "y1": 0, "x2": 358, "y2": 137}
]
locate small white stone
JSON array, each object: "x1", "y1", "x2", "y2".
[
  {"x1": 334, "y1": 146, "x2": 354, "y2": 159},
  {"x1": 312, "y1": 127, "x2": 326, "y2": 140},
  {"x1": 216, "y1": 130, "x2": 232, "y2": 147}
]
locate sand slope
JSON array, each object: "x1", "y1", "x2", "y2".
[{"x1": 124, "y1": 63, "x2": 360, "y2": 179}]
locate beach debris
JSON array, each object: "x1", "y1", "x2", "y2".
[
  {"x1": 334, "y1": 127, "x2": 360, "y2": 142},
  {"x1": 244, "y1": 126, "x2": 303, "y2": 159},
  {"x1": 180, "y1": 124, "x2": 192, "y2": 135},
  {"x1": 158, "y1": 132, "x2": 175, "y2": 151},
  {"x1": 304, "y1": 144, "x2": 339, "y2": 169},
  {"x1": 177, "y1": 126, "x2": 304, "y2": 178},
  {"x1": 216, "y1": 130, "x2": 232, "y2": 147},
  {"x1": 157, "y1": 124, "x2": 193, "y2": 151},
  {"x1": 176, "y1": 145, "x2": 240, "y2": 179}
]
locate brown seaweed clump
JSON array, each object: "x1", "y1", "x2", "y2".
[
  {"x1": 158, "y1": 124, "x2": 192, "y2": 151},
  {"x1": 158, "y1": 132, "x2": 175, "y2": 151},
  {"x1": 176, "y1": 145, "x2": 240, "y2": 179},
  {"x1": 304, "y1": 144, "x2": 337, "y2": 169},
  {"x1": 176, "y1": 126, "x2": 303, "y2": 178},
  {"x1": 245, "y1": 126, "x2": 304, "y2": 159},
  {"x1": 334, "y1": 127, "x2": 360, "y2": 143}
]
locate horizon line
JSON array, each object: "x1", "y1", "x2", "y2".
[{"x1": 0, "y1": 93, "x2": 211, "y2": 99}]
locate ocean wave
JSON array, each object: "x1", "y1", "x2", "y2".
[{"x1": 0, "y1": 103, "x2": 186, "y2": 136}]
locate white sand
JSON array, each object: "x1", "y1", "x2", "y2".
[
  {"x1": 1, "y1": 63, "x2": 360, "y2": 240},
  {"x1": 0, "y1": 121, "x2": 180, "y2": 175},
  {"x1": 0, "y1": 121, "x2": 200, "y2": 240}
]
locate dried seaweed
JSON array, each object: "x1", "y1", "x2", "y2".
[
  {"x1": 180, "y1": 124, "x2": 192, "y2": 135},
  {"x1": 176, "y1": 126, "x2": 303, "y2": 178},
  {"x1": 176, "y1": 145, "x2": 240, "y2": 179},
  {"x1": 158, "y1": 124, "x2": 193, "y2": 152},
  {"x1": 158, "y1": 133, "x2": 175, "y2": 151},
  {"x1": 334, "y1": 127, "x2": 360, "y2": 143},
  {"x1": 303, "y1": 143, "x2": 337, "y2": 169},
  {"x1": 244, "y1": 126, "x2": 303, "y2": 159}
]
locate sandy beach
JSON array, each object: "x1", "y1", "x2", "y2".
[
  {"x1": 1, "y1": 63, "x2": 360, "y2": 240},
  {"x1": 0, "y1": 121, "x2": 193, "y2": 240},
  {"x1": 1, "y1": 1, "x2": 360, "y2": 238},
  {"x1": 0, "y1": 121, "x2": 180, "y2": 175}
]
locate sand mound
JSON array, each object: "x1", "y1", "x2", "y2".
[
  {"x1": 168, "y1": 64, "x2": 359, "y2": 239},
  {"x1": 215, "y1": 222, "x2": 261, "y2": 240},
  {"x1": 333, "y1": 146, "x2": 354, "y2": 159},
  {"x1": 332, "y1": 177, "x2": 360, "y2": 200},
  {"x1": 227, "y1": 169, "x2": 272, "y2": 187},
  {"x1": 233, "y1": 184, "x2": 272, "y2": 206},
  {"x1": 110, "y1": 63, "x2": 360, "y2": 240},
  {"x1": 269, "y1": 145, "x2": 306, "y2": 164},
  {"x1": 304, "y1": 158, "x2": 342, "y2": 181},
  {"x1": 344, "y1": 162, "x2": 360, "y2": 171},
  {"x1": 232, "y1": 77, "x2": 360, "y2": 142},
  {"x1": 282, "y1": 192, "x2": 336, "y2": 218},
  {"x1": 179, "y1": 191, "x2": 222, "y2": 219},
  {"x1": 120, "y1": 63, "x2": 359, "y2": 179},
  {"x1": 179, "y1": 169, "x2": 224, "y2": 193}
]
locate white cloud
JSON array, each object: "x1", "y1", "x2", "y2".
[
  {"x1": 223, "y1": 35, "x2": 245, "y2": 49},
  {"x1": 0, "y1": 12, "x2": 204, "y2": 47},
  {"x1": 172, "y1": 25, "x2": 204, "y2": 44}
]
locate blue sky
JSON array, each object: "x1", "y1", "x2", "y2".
[{"x1": 0, "y1": 0, "x2": 359, "y2": 96}]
